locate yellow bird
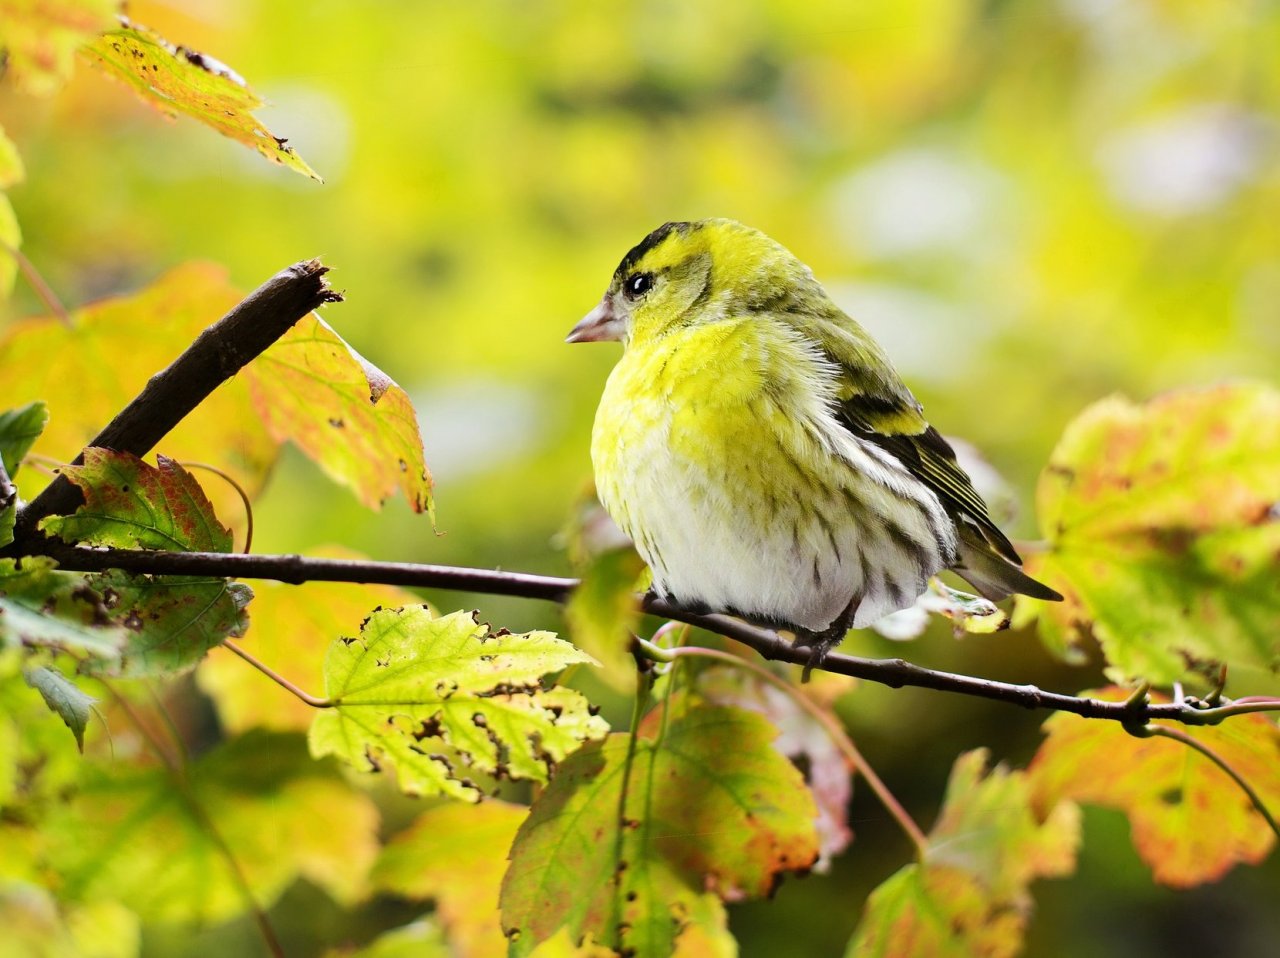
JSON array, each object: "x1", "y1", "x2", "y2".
[{"x1": 569, "y1": 219, "x2": 1061, "y2": 667}]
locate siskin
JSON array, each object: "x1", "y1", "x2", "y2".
[{"x1": 568, "y1": 219, "x2": 1061, "y2": 669}]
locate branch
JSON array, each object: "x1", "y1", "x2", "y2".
[
  {"x1": 17, "y1": 540, "x2": 1270, "y2": 728},
  {"x1": 9, "y1": 259, "x2": 341, "y2": 540}
]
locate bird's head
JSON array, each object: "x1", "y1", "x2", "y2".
[{"x1": 567, "y1": 218, "x2": 816, "y2": 347}]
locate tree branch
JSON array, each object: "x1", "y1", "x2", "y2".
[
  {"x1": 16, "y1": 539, "x2": 1267, "y2": 728},
  {"x1": 9, "y1": 259, "x2": 341, "y2": 540}
]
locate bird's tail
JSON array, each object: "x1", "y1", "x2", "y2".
[{"x1": 952, "y1": 522, "x2": 1063, "y2": 602}]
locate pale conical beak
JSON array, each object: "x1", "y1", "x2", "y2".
[{"x1": 566, "y1": 298, "x2": 625, "y2": 343}]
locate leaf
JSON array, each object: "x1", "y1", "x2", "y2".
[
  {"x1": 0, "y1": 401, "x2": 48, "y2": 479},
  {"x1": 308, "y1": 608, "x2": 606, "y2": 801},
  {"x1": 0, "y1": 123, "x2": 26, "y2": 188},
  {"x1": 564, "y1": 546, "x2": 645, "y2": 691},
  {"x1": 0, "y1": 558, "x2": 126, "y2": 661},
  {"x1": 41, "y1": 450, "x2": 233, "y2": 552},
  {"x1": 0, "y1": 262, "x2": 278, "y2": 529},
  {"x1": 1028, "y1": 688, "x2": 1280, "y2": 887},
  {"x1": 696, "y1": 665, "x2": 854, "y2": 872},
  {"x1": 23, "y1": 666, "x2": 95, "y2": 752},
  {"x1": 80, "y1": 17, "x2": 320, "y2": 180},
  {"x1": 373, "y1": 799, "x2": 527, "y2": 958},
  {"x1": 342, "y1": 920, "x2": 453, "y2": 958},
  {"x1": 243, "y1": 312, "x2": 433, "y2": 515},
  {"x1": 501, "y1": 700, "x2": 819, "y2": 957},
  {"x1": 1017, "y1": 384, "x2": 1280, "y2": 685},
  {"x1": 0, "y1": 192, "x2": 20, "y2": 298},
  {"x1": 847, "y1": 750, "x2": 1079, "y2": 958},
  {"x1": 82, "y1": 569, "x2": 252, "y2": 678},
  {"x1": 50, "y1": 730, "x2": 379, "y2": 922},
  {"x1": 197, "y1": 548, "x2": 424, "y2": 732},
  {"x1": 0, "y1": 0, "x2": 116, "y2": 96}
]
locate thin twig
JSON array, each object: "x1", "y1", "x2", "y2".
[
  {"x1": 0, "y1": 239, "x2": 70, "y2": 326},
  {"x1": 222, "y1": 640, "x2": 331, "y2": 708},
  {"x1": 1142, "y1": 724, "x2": 1280, "y2": 842},
  {"x1": 13, "y1": 541, "x2": 1280, "y2": 728}
]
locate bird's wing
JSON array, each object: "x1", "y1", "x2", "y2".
[{"x1": 779, "y1": 307, "x2": 1023, "y2": 565}]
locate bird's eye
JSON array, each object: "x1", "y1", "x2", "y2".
[{"x1": 624, "y1": 273, "x2": 654, "y2": 299}]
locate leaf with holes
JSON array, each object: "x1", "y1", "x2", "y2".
[
  {"x1": 501, "y1": 699, "x2": 820, "y2": 957},
  {"x1": 308, "y1": 608, "x2": 606, "y2": 801},
  {"x1": 81, "y1": 17, "x2": 319, "y2": 179},
  {"x1": 41, "y1": 450, "x2": 232, "y2": 552},
  {"x1": 374, "y1": 799, "x2": 527, "y2": 958},
  {"x1": 243, "y1": 312, "x2": 433, "y2": 515},
  {"x1": 48, "y1": 731, "x2": 378, "y2": 922},
  {"x1": 1029, "y1": 688, "x2": 1280, "y2": 887},
  {"x1": 1016, "y1": 383, "x2": 1280, "y2": 686},
  {"x1": 847, "y1": 749, "x2": 1079, "y2": 958},
  {"x1": 0, "y1": 558, "x2": 125, "y2": 661}
]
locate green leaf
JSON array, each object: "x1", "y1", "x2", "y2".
[
  {"x1": 373, "y1": 799, "x2": 527, "y2": 957},
  {"x1": 23, "y1": 666, "x2": 95, "y2": 752},
  {"x1": 0, "y1": 401, "x2": 48, "y2": 479},
  {"x1": 82, "y1": 569, "x2": 252, "y2": 678},
  {"x1": 243, "y1": 312, "x2": 434, "y2": 515},
  {"x1": 1029, "y1": 687, "x2": 1280, "y2": 888},
  {"x1": 0, "y1": 0, "x2": 116, "y2": 96},
  {"x1": 1018, "y1": 383, "x2": 1280, "y2": 685},
  {"x1": 565, "y1": 546, "x2": 646, "y2": 692},
  {"x1": 0, "y1": 123, "x2": 26, "y2": 189},
  {"x1": 0, "y1": 558, "x2": 126, "y2": 661},
  {"x1": 501, "y1": 700, "x2": 820, "y2": 957},
  {"x1": 50, "y1": 730, "x2": 379, "y2": 922},
  {"x1": 308, "y1": 608, "x2": 606, "y2": 801},
  {"x1": 81, "y1": 17, "x2": 320, "y2": 180},
  {"x1": 343, "y1": 920, "x2": 453, "y2": 958},
  {"x1": 0, "y1": 192, "x2": 19, "y2": 299},
  {"x1": 41, "y1": 449, "x2": 232, "y2": 552},
  {"x1": 847, "y1": 750, "x2": 1079, "y2": 958}
]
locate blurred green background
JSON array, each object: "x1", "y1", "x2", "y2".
[{"x1": 3, "y1": 1, "x2": 1278, "y2": 955}]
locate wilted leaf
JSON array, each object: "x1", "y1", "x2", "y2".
[
  {"x1": 0, "y1": 262, "x2": 278, "y2": 528},
  {"x1": 1029, "y1": 688, "x2": 1280, "y2": 887},
  {"x1": 848, "y1": 750, "x2": 1079, "y2": 958},
  {"x1": 198, "y1": 550, "x2": 423, "y2": 732},
  {"x1": 243, "y1": 313, "x2": 433, "y2": 515},
  {"x1": 0, "y1": 558, "x2": 125, "y2": 660},
  {"x1": 41, "y1": 450, "x2": 233, "y2": 552},
  {"x1": 0, "y1": 0, "x2": 116, "y2": 95},
  {"x1": 81, "y1": 17, "x2": 320, "y2": 180},
  {"x1": 374, "y1": 799, "x2": 527, "y2": 958},
  {"x1": 1018, "y1": 384, "x2": 1280, "y2": 684},
  {"x1": 697, "y1": 665, "x2": 853, "y2": 871},
  {"x1": 50, "y1": 730, "x2": 379, "y2": 922},
  {"x1": 23, "y1": 666, "x2": 95, "y2": 752},
  {"x1": 501, "y1": 700, "x2": 819, "y2": 957},
  {"x1": 0, "y1": 401, "x2": 47, "y2": 478},
  {"x1": 308, "y1": 608, "x2": 606, "y2": 801}
]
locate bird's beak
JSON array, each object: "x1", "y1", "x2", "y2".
[{"x1": 566, "y1": 298, "x2": 624, "y2": 343}]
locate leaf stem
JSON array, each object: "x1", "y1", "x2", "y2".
[
  {"x1": 0, "y1": 239, "x2": 71, "y2": 326},
  {"x1": 179, "y1": 461, "x2": 255, "y2": 553},
  {"x1": 221, "y1": 639, "x2": 332, "y2": 708},
  {"x1": 1142, "y1": 724, "x2": 1280, "y2": 842},
  {"x1": 660, "y1": 644, "x2": 930, "y2": 860}
]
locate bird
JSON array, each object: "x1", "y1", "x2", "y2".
[{"x1": 567, "y1": 219, "x2": 1062, "y2": 672}]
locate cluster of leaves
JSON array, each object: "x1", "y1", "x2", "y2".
[{"x1": 2, "y1": 7, "x2": 1279, "y2": 958}]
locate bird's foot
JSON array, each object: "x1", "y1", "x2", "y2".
[{"x1": 790, "y1": 623, "x2": 846, "y2": 683}]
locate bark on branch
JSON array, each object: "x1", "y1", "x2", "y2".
[{"x1": 18, "y1": 539, "x2": 1260, "y2": 728}]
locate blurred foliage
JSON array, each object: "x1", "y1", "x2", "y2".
[{"x1": 2, "y1": 1, "x2": 1279, "y2": 957}]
